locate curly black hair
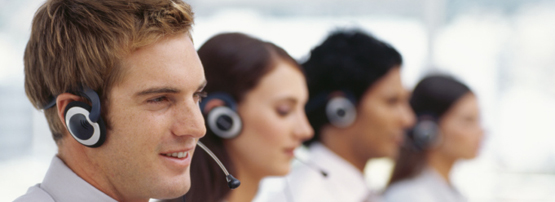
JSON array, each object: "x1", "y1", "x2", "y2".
[{"x1": 303, "y1": 29, "x2": 403, "y2": 145}]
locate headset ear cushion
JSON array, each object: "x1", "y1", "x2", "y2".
[
  {"x1": 326, "y1": 96, "x2": 357, "y2": 128},
  {"x1": 410, "y1": 118, "x2": 439, "y2": 150},
  {"x1": 207, "y1": 106, "x2": 242, "y2": 139},
  {"x1": 64, "y1": 101, "x2": 106, "y2": 148}
]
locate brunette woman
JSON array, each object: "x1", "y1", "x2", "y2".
[
  {"x1": 181, "y1": 33, "x2": 313, "y2": 202},
  {"x1": 384, "y1": 75, "x2": 484, "y2": 202}
]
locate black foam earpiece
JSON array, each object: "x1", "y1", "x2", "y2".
[{"x1": 226, "y1": 175, "x2": 241, "y2": 189}]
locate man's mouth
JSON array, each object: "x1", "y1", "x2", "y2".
[{"x1": 161, "y1": 151, "x2": 190, "y2": 159}]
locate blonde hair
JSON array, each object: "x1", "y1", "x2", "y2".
[{"x1": 24, "y1": 0, "x2": 194, "y2": 144}]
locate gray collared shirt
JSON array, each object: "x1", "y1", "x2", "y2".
[{"x1": 13, "y1": 156, "x2": 118, "y2": 202}]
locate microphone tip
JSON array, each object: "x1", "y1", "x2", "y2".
[{"x1": 226, "y1": 174, "x2": 241, "y2": 189}]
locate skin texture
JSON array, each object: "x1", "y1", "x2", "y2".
[
  {"x1": 322, "y1": 67, "x2": 416, "y2": 171},
  {"x1": 56, "y1": 33, "x2": 207, "y2": 202},
  {"x1": 224, "y1": 61, "x2": 314, "y2": 202},
  {"x1": 428, "y1": 93, "x2": 484, "y2": 182}
]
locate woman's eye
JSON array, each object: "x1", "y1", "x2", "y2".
[{"x1": 277, "y1": 106, "x2": 291, "y2": 116}]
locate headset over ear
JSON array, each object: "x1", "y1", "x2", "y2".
[
  {"x1": 407, "y1": 114, "x2": 440, "y2": 151},
  {"x1": 199, "y1": 92, "x2": 243, "y2": 139},
  {"x1": 326, "y1": 93, "x2": 357, "y2": 128},
  {"x1": 61, "y1": 87, "x2": 107, "y2": 148},
  {"x1": 306, "y1": 91, "x2": 357, "y2": 128}
]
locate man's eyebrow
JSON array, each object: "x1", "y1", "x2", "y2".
[{"x1": 135, "y1": 87, "x2": 180, "y2": 96}]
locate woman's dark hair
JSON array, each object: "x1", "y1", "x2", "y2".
[
  {"x1": 387, "y1": 75, "x2": 471, "y2": 187},
  {"x1": 184, "y1": 33, "x2": 301, "y2": 202},
  {"x1": 303, "y1": 29, "x2": 403, "y2": 145}
]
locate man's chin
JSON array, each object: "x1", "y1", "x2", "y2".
[
  {"x1": 381, "y1": 147, "x2": 399, "y2": 159},
  {"x1": 151, "y1": 173, "x2": 191, "y2": 199},
  {"x1": 170, "y1": 177, "x2": 191, "y2": 197},
  {"x1": 387, "y1": 152, "x2": 399, "y2": 159},
  {"x1": 152, "y1": 182, "x2": 190, "y2": 200}
]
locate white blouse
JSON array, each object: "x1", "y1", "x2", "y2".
[
  {"x1": 383, "y1": 167, "x2": 466, "y2": 202},
  {"x1": 255, "y1": 143, "x2": 380, "y2": 202}
]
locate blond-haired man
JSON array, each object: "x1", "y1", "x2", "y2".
[{"x1": 15, "y1": 0, "x2": 206, "y2": 201}]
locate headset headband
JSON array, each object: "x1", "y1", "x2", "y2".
[
  {"x1": 199, "y1": 92, "x2": 238, "y2": 112},
  {"x1": 416, "y1": 112, "x2": 439, "y2": 121},
  {"x1": 42, "y1": 97, "x2": 57, "y2": 110},
  {"x1": 42, "y1": 86, "x2": 101, "y2": 123}
]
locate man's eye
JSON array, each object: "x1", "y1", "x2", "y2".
[
  {"x1": 148, "y1": 96, "x2": 168, "y2": 104},
  {"x1": 195, "y1": 91, "x2": 208, "y2": 103},
  {"x1": 387, "y1": 97, "x2": 399, "y2": 105}
]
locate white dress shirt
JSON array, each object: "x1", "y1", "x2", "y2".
[
  {"x1": 14, "y1": 156, "x2": 117, "y2": 202},
  {"x1": 383, "y1": 167, "x2": 466, "y2": 202},
  {"x1": 256, "y1": 143, "x2": 378, "y2": 202}
]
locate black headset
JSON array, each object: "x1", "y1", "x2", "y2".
[
  {"x1": 199, "y1": 92, "x2": 243, "y2": 139},
  {"x1": 306, "y1": 91, "x2": 357, "y2": 128},
  {"x1": 407, "y1": 114, "x2": 440, "y2": 151},
  {"x1": 43, "y1": 87, "x2": 106, "y2": 148}
]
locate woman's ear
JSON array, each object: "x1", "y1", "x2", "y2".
[
  {"x1": 202, "y1": 99, "x2": 225, "y2": 114},
  {"x1": 56, "y1": 93, "x2": 85, "y2": 129}
]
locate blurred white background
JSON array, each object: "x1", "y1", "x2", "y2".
[{"x1": 1, "y1": 0, "x2": 555, "y2": 201}]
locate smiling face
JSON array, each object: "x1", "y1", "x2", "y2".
[
  {"x1": 348, "y1": 67, "x2": 416, "y2": 160},
  {"x1": 225, "y1": 61, "x2": 314, "y2": 178},
  {"x1": 90, "y1": 33, "x2": 206, "y2": 200}
]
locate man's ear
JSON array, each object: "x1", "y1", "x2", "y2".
[
  {"x1": 56, "y1": 93, "x2": 85, "y2": 129},
  {"x1": 202, "y1": 99, "x2": 225, "y2": 114}
]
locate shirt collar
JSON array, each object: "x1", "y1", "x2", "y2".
[
  {"x1": 309, "y1": 143, "x2": 370, "y2": 197},
  {"x1": 41, "y1": 156, "x2": 118, "y2": 202}
]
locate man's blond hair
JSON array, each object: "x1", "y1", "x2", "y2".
[{"x1": 24, "y1": 0, "x2": 194, "y2": 144}]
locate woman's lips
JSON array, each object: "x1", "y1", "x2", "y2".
[{"x1": 284, "y1": 147, "x2": 298, "y2": 157}]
